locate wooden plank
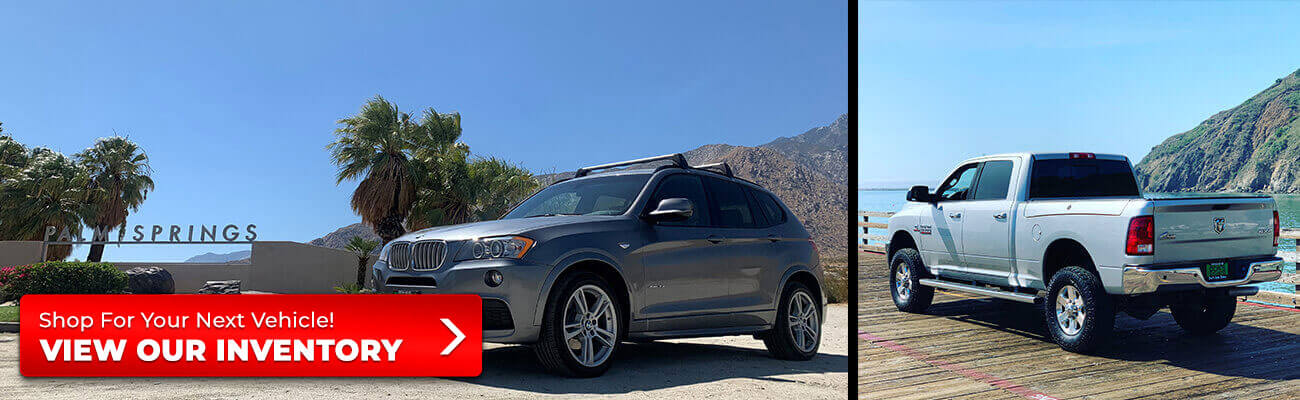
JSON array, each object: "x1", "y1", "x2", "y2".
[
  {"x1": 859, "y1": 211, "x2": 895, "y2": 218},
  {"x1": 858, "y1": 251, "x2": 1300, "y2": 399},
  {"x1": 1249, "y1": 291, "x2": 1300, "y2": 308},
  {"x1": 858, "y1": 221, "x2": 887, "y2": 229}
]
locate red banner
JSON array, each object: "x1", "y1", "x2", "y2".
[{"x1": 19, "y1": 294, "x2": 482, "y2": 377}]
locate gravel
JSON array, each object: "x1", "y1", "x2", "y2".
[{"x1": 0, "y1": 305, "x2": 846, "y2": 399}]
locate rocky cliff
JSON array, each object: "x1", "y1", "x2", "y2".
[{"x1": 1137, "y1": 69, "x2": 1300, "y2": 193}]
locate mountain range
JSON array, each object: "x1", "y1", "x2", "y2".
[
  {"x1": 302, "y1": 114, "x2": 848, "y2": 258},
  {"x1": 184, "y1": 250, "x2": 251, "y2": 263},
  {"x1": 1137, "y1": 69, "x2": 1300, "y2": 193}
]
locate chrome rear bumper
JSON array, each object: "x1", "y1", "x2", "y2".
[{"x1": 1121, "y1": 257, "x2": 1284, "y2": 294}]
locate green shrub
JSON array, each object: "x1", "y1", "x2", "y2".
[
  {"x1": 333, "y1": 283, "x2": 373, "y2": 294},
  {"x1": 824, "y1": 265, "x2": 848, "y2": 304},
  {"x1": 0, "y1": 262, "x2": 129, "y2": 301}
]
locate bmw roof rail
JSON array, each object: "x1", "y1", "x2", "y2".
[
  {"x1": 692, "y1": 162, "x2": 733, "y2": 177},
  {"x1": 574, "y1": 153, "x2": 688, "y2": 178}
]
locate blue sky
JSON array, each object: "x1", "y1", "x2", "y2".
[
  {"x1": 0, "y1": 1, "x2": 846, "y2": 261},
  {"x1": 860, "y1": 1, "x2": 1300, "y2": 189}
]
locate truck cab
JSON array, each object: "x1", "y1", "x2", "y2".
[{"x1": 885, "y1": 152, "x2": 1283, "y2": 353}]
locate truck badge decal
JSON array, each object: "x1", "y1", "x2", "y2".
[
  {"x1": 1213, "y1": 217, "x2": 1226, "y2": 234},
  {"x1": 1159, "y1": 231, "x2": 1176, "y2": 240},
  {"x1": 913, "y1": 225, "x2": 933, "y2": 235}
]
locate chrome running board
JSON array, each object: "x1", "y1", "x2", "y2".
[{"x1": 918, "y1": 279, "x2": 1040, "y2": 304}]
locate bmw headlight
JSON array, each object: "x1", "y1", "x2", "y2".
[
  {"x1": 462, "y1": 236, "x2": 534, "y2": 260},
  {"x1": 378, "y1": 243, "x2": 392, "y2": 263}
]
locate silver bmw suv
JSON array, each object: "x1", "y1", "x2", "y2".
[{"x1": 372, "y1": 154, "x2": 825, "y2": 377}]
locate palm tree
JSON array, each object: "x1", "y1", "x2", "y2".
[
  {"x1": 343, "y1": 236, "x2": 380, "y2": 287},
  {"x1": 0, "y1": 124, "x2": 29, "y2": 183},
  {"x1": 75, "y1": 137, "x2": 154, "y2": 262},
  {"x1": 328, "y1": 96, "x2": 461, "y2": 243},
  {"x1": 407, "y1": 146, "x2": 538, "y2": 230},
  {"x1": 0, "y1": 151, "x2": 93, "y2": 261}
]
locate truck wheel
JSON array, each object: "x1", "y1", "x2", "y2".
[
  {"x1": 534, "y1": 272, "x2": 623, "y2": 377},
  {"x1": 1044, "y1": 266, "x2": 1114, "y2": 353},
  {"x1": 1170, "y1": 294, "x2": 1236, "y2": 335},
  {"x1": 890, "y1": 248, "x2": 933, "y2": 313},
  {"x1": 764, "y1": 280, "x2": 821, "y2": 360}
]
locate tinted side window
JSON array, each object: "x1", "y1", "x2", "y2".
[
  {"x1": 752, "y1": 189, "x2": 786, "y2": 225},
  {"x1": 937, "y1": 163, "x2": 979, "y2": 201},
  {"x1": 1029, "y1": 159, "x2": 1140, "y2": 199},
  {"x1": 703, "y1": 177, "x2": 755, "y2": 228},
  {"x1": 972, "y1": 161, "x2": 1014, "y2": 200},
  {"x1": 744, "y1": 188, "x2": 770, "y2": 227},
  {"x1": 647, "y1": 174, "x2": 710, "y2": 226}
]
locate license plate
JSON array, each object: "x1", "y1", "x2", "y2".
[
  {"x1": 395, "y1": 289, "x2": 421, "y2": 294},
  {"x1": 1204, "y1": 262, "x2": 1230, "y2": 281}
]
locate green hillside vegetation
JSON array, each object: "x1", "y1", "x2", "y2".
[{"x1": 1137, "y1": 69, "x2": 1300, "y2": 193}]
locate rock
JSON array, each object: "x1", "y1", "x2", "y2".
[
  {"x1": 1280, "y1": 273, "x2": 1300, "y2": 286},
  {"x1": 198, "y1": 280, "x2": 241, "y2": 294},
  {"x1": 125, "y1": 267, "x2": 175, "y2": 294}
]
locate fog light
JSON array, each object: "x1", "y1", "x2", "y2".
[{"x1": 485, "y1": 270, "x2": 504, "y2": 287}]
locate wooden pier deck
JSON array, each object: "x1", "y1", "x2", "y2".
[{"x1": 858, "y1": 253, "x2": 1300, "y2": 399}]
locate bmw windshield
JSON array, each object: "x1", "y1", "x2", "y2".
[{"x1": 503, "y1": 174, "x2": 651, "y2": 219}]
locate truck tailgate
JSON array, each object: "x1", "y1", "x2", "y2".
[{"x1": 1151, "y1": 197, "x2": 1275, "y2": 264}]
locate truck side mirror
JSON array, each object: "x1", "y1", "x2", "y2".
[
  {"x1": 906, "y1": 185, "x2": 933, "y2": 203},
  {"x1": 646, "y1": 198, "x2": 694, "y2": 222}
]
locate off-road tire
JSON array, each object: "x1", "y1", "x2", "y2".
[
  {"x1": 763, "y1": 281, "x2": 821, "y2": 360},
  {"x1": 890, "y1": 248, "x2": 934, "y2": 313},
  {"x1": 1044, "y1": 266, "x2": 1115, "y2": 353},
  {"x1": 1170, "y1": 294, "x2": 1236, "y2": 335},
  {"x1": 534, "y1": 272, "x2": 622, "y2": 377}
]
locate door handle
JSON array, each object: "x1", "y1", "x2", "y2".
[
  {"x1": 948, "y1": 212, "x2": 962, "y2": 220},
  {"x1": 993, "y1": 212, "x2": 1007, "y2": 221},
  {"x1": 766, "y1": 234, "x2": 780, "y2": 242},
  {"x1": 707, "y1": 235, "x2": 725, "y2": 244}
]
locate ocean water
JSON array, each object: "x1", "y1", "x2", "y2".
[{"x1": 859, "y1": 190, "x2": 1299, "y2": 293}]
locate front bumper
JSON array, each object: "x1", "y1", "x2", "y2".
[
  {"x1": 1121, "y1": 257, "x2": 1284, "y2": 295},
  {"x1": 372, "y1": 258, "x2": 549, "y2": 343}
]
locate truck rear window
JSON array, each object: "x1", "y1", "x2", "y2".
[{"x1": 1029, "y1": 159, "x2": 1140, "y2": 199}]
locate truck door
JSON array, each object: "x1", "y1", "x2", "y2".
[
  {"x1": 961, "y1": 160, "x2": 1017, "y2": 282},
  {"x1": 919, "y1": 163, "x2": 979, "y2": 270}
]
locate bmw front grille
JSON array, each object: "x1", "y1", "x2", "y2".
[{"x1": 386, "y1": 241, "x2": 446, "y2": 271}]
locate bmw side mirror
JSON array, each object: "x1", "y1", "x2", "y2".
[
  {"x1": 647, "y1": 198, "x2": 693, "y2": 222},
  {"x1": 906, "y1": 185, "x2": 934, "y2": 203}
]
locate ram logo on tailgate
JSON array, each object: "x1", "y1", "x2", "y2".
[{"x1": 1213, "y1": 217, "x2": 1226, "y2": 234}]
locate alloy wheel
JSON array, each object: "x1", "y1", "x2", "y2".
[
  {"x1": 895, "y1": 261, "x2": 911, "y2": 300},
  {"x1": 563, "y1": 284, "x2": 618, "y2": 367},
  {"x1": 786, "y1": 291, "x2": 820, "y2": 353},
  {"x1": 1055, "y1": 284, "x2": 1086, "y2": 336}
]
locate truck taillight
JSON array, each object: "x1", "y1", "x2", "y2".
[
  {"x1": 1069, "y1": 152, "x2": 1096, "y2": 159},
  {"x1": 1273, "y1": 210, "x2": 1280, "y2": 247},
  {"x1": 1126, "y1": 216, "x2": 1154, "y2": 255},
  {"x1": 808, "y1": 239, "x2": 819, "y2": 258}
]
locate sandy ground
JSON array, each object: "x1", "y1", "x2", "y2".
[{"x1": 0, "y1": 305, "x2": 845, "y2": 399}]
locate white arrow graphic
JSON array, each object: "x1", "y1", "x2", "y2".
[{"x1": 440, "y1": 318, "x2": 465, "y2": 356}]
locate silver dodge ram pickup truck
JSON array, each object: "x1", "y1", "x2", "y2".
[{"x1": 886, "y1": 152, "x2": 1283, "y2": 352}]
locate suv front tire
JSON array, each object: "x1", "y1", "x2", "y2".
[{"x1": 535, "y1": 272, "x2": 623, "y2": 377}]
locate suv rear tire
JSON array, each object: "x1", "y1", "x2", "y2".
[
  {"x1": 890, "y1": 248, "x2": 933, "y2": 313},
  {"x1": 1170, "y1": 293, "x2": 1236, "y2": 335},
  {"x1": 763, "y1": 281, "x2": 821, "y2": 360},
  {"x1": 1044, "y1": 266, "x2": 1114, "y2": 353},
  {"x1": 534, "y1": 272, "x2": 623, "y2": 377}
]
